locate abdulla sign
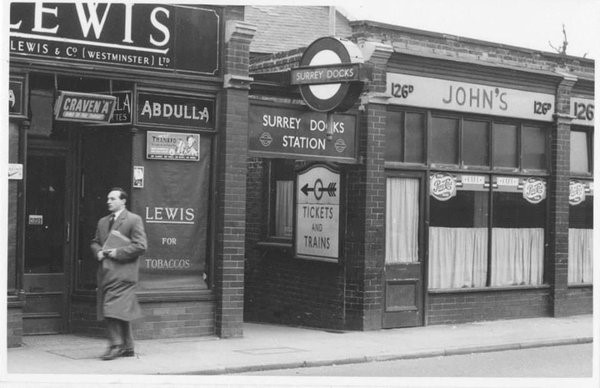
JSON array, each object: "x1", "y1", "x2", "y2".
[{"x1": 291, "y1": 37, "x2": 366, "y2": 112}]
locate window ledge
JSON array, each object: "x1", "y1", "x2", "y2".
[
  {"x1": 256, "y1": 240, "x2": 293, "y2": 250},
  {"x1": 428, "y1": 284, "x2": 550, "y2": 294},
  {"x1": 72, "y1": 289, "x2": 215, "y2": 303},
  {"x1": 137, "y1": 289, "x2": 214, "y2": 303},
  {"x1": 567, "y1": 283, "x2": 593, "y2": 289}
]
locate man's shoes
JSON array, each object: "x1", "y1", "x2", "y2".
[
  {"x1": 101, "y1": 346, "x2": 125, "y2": 361},
  {"x1": 121, "y1": 348, "x2": 135, "y2": 357}
]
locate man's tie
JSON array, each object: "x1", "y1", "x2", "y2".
[{"x1": 108, "y1": 214, "x2": 115, "y2": 232}]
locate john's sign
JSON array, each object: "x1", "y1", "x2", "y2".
[{"x1": 10, "y1": 3, "x2": 220, "y2": 74}]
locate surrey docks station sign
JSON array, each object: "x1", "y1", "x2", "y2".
[{"x1": 10, "y1": 3, "x2": 220, "y2": 75}]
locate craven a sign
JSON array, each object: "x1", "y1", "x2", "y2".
[
  {"x1": 295, "y1": 164, "x2": 340, "y2": 262},
  {"x1": 249, "y1": 104, "x2": 357, "y2": 163},
  {"x1": 10, "y1": 3, "x2": 220, "y2": 75},
  {"x1": 291, "y1": 37, "x2": 366, "y2": 112},
  {"x1": 387, "y1": 73, "x2": 555, "y2": 122},
  {"x1": 54, "y1": 91, "x2": 116, "y2": 123}
]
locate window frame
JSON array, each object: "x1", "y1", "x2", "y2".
[
  {"x1": 386, "y1": 108, "x2": 550, "y2": 175},
  {"x1": 569, "y1": 126, "x2": 594, "y2": 178},
  {"x1": 266, "y1": 159, "x2": 296, "y2": 242}
]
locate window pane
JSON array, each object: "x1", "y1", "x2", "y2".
[
  {"x1": 569, "y1": 196, "x2": 593, "y2": 284},
  {"x1": 570, "y1": 131, "x2": 590, "y2": 173},
  {"x1": 491, "y1": 190, "x2": 545, "y2": 286},
  {"x1": 274, "y1": 180, "x2": 293, "y2": 237},
  {"x1": 405, "y1": 112, "x2": 425, "y2": 163},
  {"x1": 269, "y1": 159, "x2": 295, "y2": 238},
  {"x1": 493, "y1": 123, "x2": 518, "y2": 168},
  {"x1": 430, "y1": 117, "x2": 458, "y2": 164},
  {"x1": 463, "y1": 120, "x2": 489, "y2": 166},
  {"x1": 429, "y1": 188, "x2": 489, "y2": 289},
  {"x1": 386, "y1": 177, "x2": 419, "y2": 263},
  {"x1": 522, "y1": 125, "x2": 547, "y2": 170},
  {"x1": 385, "y1": 111, "x2": 403, "y2": 162}
]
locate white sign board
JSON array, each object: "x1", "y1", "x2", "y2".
[
  {"x1": 570, "y1": 97, "x2": 594, "y2": 126},
  {"x1": 387, "y1": 73, "x2": 555, "y2": 122},
  {"x1": 8, "y1": 164, "x2": 23, "y2": 180},
  {"x1": 295, "y1": 165, "x2": 340, "y2": 261}
]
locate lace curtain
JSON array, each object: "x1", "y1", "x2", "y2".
[
  {"x1": 568, "y1": 228, "x2": 593, "y2": 284},
  {"x1": 385, "y1": 178, "x2": 419, "y2": 263}
]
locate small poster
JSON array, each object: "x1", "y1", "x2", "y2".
[
  {"x1": 133, "y1": 166, "x2": 145, "y2": 188},
  {"x1": 146, "y1": 131, "x2": 200, "y2": 161}
]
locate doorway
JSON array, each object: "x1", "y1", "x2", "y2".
[
  {"x1": 23, "y1": 140, "x2": 73, "y2": 334},
  {"x1": 382, "y1": 174, "x2": 425, "y2": 328}
]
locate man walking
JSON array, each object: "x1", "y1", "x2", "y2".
[{"x1": 91, "y1": 187, "x2": 147, "y2": 360}]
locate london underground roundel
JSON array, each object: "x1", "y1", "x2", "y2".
[{"x1": 292, "y1": 37, "x2": 365, "y2": 112}]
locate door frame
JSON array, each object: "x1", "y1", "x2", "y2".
[
  {"x1": 23, "y1": 136, "x2": 76, "y2": 333},
  {"x1": 382, "y1": 170, "x2": 427, "y2": 328}
]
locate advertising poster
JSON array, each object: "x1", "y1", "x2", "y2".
[
  {"x1": 135, "y1": 136, "x2": 211, "y2": 290},
  {"x1": 146, "y1": 131, "x2": 200, "y2": 161}
]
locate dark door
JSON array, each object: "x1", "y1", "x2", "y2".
[
  {"x1": 382, "y1": 175, "x2": 425, "y2": 328},
  {"x1": 23, "y1": 144, "x2": 72, "y2": 334}
]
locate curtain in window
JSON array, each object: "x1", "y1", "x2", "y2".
[
  {"x1": 275, "y1": 180, "x2": 293, "y2": 237},
  {"x1": 386, "y1": 177, "x2": 419, "y2": 264},
  {"x1": 428, "y1": 227, "x2": 488, "y2": 289},
  {"x1": 491, "y1": 228, "x2": 544, "y2": 286},
  {"x1": 568, "y1": 228, "x2": 593, "y2": 284}
]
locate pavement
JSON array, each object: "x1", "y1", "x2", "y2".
[{"x1": 5, "y1": 314, "x2": 594, "y2": 378}]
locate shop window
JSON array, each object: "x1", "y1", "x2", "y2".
[
  {"x1": 570, "y1": 130, "x2": 591, "y2": 174},
  {"x1": 491, "y1": 183, "x2": 546, "y2": 286},
  {"x1": 430, "y1": 116, "x2": 458, "y2": 165},
  {"x1": 427, "y1": 174, "x2": 547, "y2": 290},
  {"x1": 568, "y1": 188, "x2": 593, "y2": 284},
  {"x1": 493, "y1": 123, "x2": 518, "y2": 169},
  {"x1": 385, "y1": 177, "x2": 419, "y2": 263},
  {"x1": 269, "y1": 159, "x2": 295, "y2": 239},
  {"x1": 385, "y1": 111, "x2": 403, "y2": 162},
  {"x1": 462, "y1": 119, "x2": 489, "y2": 167},
  {"x1": 405, "y1": 112, "x2": 425, "y2": 163},
  {"x1": 428, "y1": 175, "x2": 488, "y2": 289},
  {"x1": 385, "y1": 111, "x2": 425, "y2": 163},
  {"x1": 521, "y1": 125, "x2": 547, "y2": 170}
]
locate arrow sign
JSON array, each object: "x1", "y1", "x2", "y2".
[{"x1": 301, "y1": 179, "x2": 337, "y2": 199}]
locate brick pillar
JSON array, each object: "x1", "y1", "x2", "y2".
[
  {"x1": 343, "y1": 42, "x2": 392, "y2": 330},
  {"x1": 214, "y1": 19, "x2": 256, "y2": 338},
  {"x1": 547, "y1": 73, "x2": 576, "y2": 317}
]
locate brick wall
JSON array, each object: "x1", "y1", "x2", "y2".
[
  {"x1": 427, "y1": 289, "x2": 551, "y2": 325},
  {"x1": 563, "y1": 287, "x2": 593, "y2": 316},
  {"x1": 246, "y1": 6, "x2": 352, "y2": 55},
  {"x1": 213, "y1": 14, "x2": 255, "y2": 338},
  {"x1": 244, "y1": 158, "x2": 347, "y2": 330},
  {"x1": 71, "y1": 299, "x2": 215, "y2": 339},
  {"x1": 7, "y1": 304, "x2": 23, "y2": 348},
  {"x1": 351, "y1": 21, "x2": 594, "y2": 77}
]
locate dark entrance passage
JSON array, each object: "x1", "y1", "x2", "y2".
[{"x1": 23, "y1": 141, "x2": 72, "y2": 334}]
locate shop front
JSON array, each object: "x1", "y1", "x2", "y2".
[
  {"x1": 244, "y1": 22, "x2": 593, "y2": 331},
  {"x1": 8, "y1": 3, "x2": 254, "y2": 347}
]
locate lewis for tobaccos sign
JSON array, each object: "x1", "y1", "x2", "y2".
[{"x1": 10, "y1": 3, "x2": 220, "y2": 75}]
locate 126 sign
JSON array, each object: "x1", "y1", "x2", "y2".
[{"x1": 571, "y1": 97, "x2": 594, "y2": 126}]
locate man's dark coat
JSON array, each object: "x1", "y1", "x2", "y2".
[{"x1": 91, "y1": 209, "x2": 147, "y2": 321}]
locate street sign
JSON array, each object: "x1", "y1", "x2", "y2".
[{"x1": 295, "y1": 164, "x2": 340, "y2": 262}]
